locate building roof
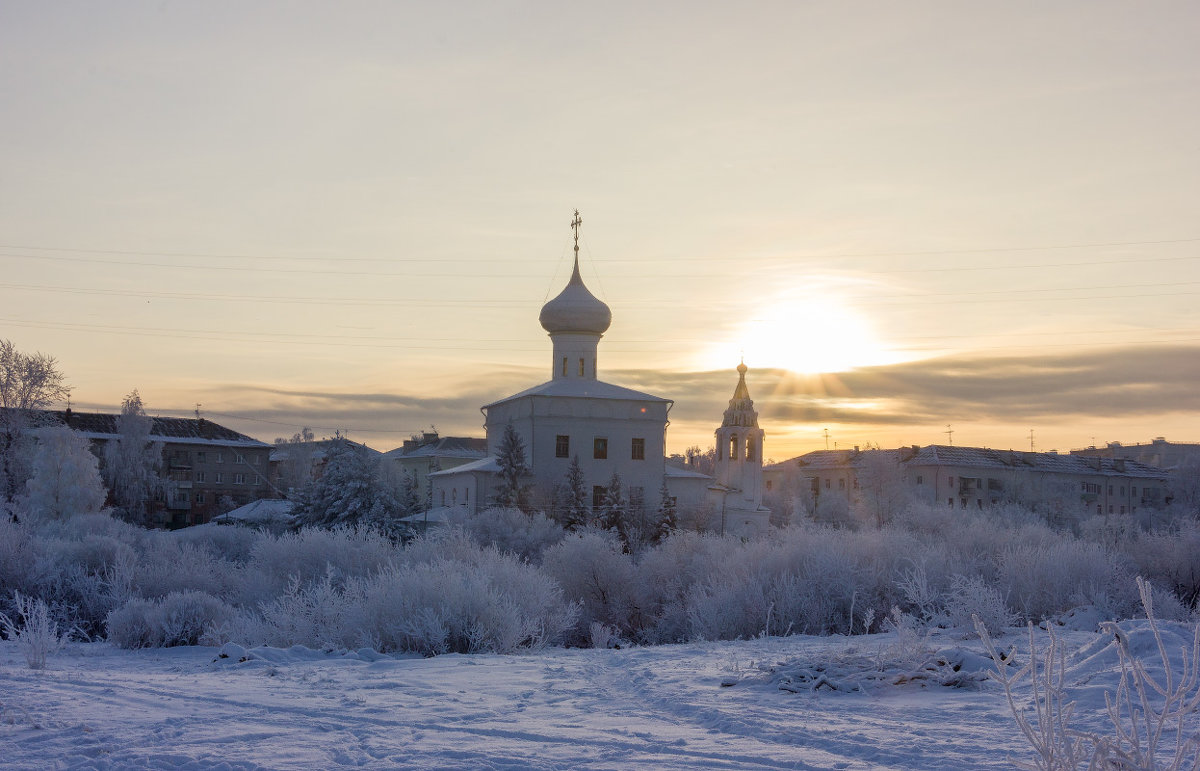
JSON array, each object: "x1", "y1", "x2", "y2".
[
  {"x1": 270, "y1": 437, "x2": 380, "y2": 463},
  {"x1": 484, "y1": 377, "x2": 670, "y2": 409},
  {"x1": 771, "y1": 444, "x2": 1166, "y2": 480},
  {"x1": 35, "y1": 409, "x2": 270, "y2": 448},
  {"x1": 213, "y1": 498, "x2": 296, "y2": 525},
  {"x1": 664, "y1": 465, "x2": 714, "y2": 480},
  {"x1": 383, "y1": 436, "x2": 488, "y2": 461}
]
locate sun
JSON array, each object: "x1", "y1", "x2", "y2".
[{"x1": 701, "y1": 289, "x2": 901, "y2": 375}]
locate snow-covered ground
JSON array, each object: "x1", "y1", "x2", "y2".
[{"x1": 8, "y1": 623, "x2": 1189, "y2": 771}]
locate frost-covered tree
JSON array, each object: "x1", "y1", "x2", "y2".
[
  {"x1": 492, "y1": 421, "x2": 531, "y2": 512},
  {"x1": 102, "y1": 390, "x2": 162, "y2": 525},
  {"x1": 273, "y1": 427, "x2": 317, "y2": 496},
  {"x1": 294, "y1": 440, "x2": 400, "y2": 532},
  {"x1": 853, "y1": 449, "x2": 910, "y2": 527},
  {"x1": 0, "y1": 340, "x2": 70, "y2": 513},
  {"x1": 559, "y1": 455, "x2": 589, "y2": 530},
  {"x1": 654, "y1": 481, "x2": 676, "y2": 542},
  {"x1": 397, "y1": 471, "x2": 422, "y2": 516},
  {"x1": 19, "y1": 425, "x2": 106, "y2": 521},
  {"x1": 598, "y1": 471, "x2": 628, "y2": 543}
]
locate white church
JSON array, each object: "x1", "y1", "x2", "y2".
[{"x1": 429, "y1": 213, "x2": 771, "y2": 538}]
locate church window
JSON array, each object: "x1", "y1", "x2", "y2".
[
  {"x1": 562, "y1": 357, "x2": 568, "y2": 377},
  {"x1": 824, "y1": 478, "x2": 830, "y2": 489},
  {"x1": 838, "y1": 478, "x2": 845, "y2": 490},
  {"x1": 556, "y1": 435, "x2": 570, "y2": 458},
  {"x1": 452, "y1": 489, "x2": 457, "y2": 505},
  {"x1": 765, "y1": 480, "x2": 772, "y2": 491},
  {"x1": 745, "y1": 438, "x2": 755, "y2": 461},
  {"x1": 579, "y1": 358, "x2": 585, "y2": 376},
  {"x1": 1132, "y1": 486, "x2": 1138, "y2": 496},
  {"x1": 948, "y1": 476, "x2": 954, "y2": 487},
  {"x1": 593, "y1": 437, "x2": 607, "y2": 460},
  {"x1": 916, "y1": 475, "x2": 923, "y2": 484},
  {"x1": 729, "y1": 436, "x2": 739, "y2": 460},
  {"x1": 631, "y1": 438, "x2": 645, "y2": 460},
  {"x1": 592, "y1": 485, "x2": 606, "y2": 509}
]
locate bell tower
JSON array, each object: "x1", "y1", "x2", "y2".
[{"x1": 714, "y1": 361, "x2": 765, "y2": 508}]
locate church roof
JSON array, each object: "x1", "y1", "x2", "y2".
[
  {"x1": 721, "y1": 363, "x2": 759, "y2": 429},
  {"x1": 484, "y1": 378, "x2": 670, "y2": 409},
  {"x1": 538, "y1": 258, "x2": 612, "y2": 336},
  {"x1": 428, "y1": 457, "x2": 501, "y2": 477}
]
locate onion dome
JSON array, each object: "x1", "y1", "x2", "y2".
[{"x1": 539, "y1": 258, "x2": 612, "y2": 335}]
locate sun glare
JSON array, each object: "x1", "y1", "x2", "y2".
[{"x1": 703, "y1": 289, "x2": 901, "y2": 375}]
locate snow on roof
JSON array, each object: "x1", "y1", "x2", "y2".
[
  {"x1": 428, "y1": 457, "x2": 501, "y2": 477},
  {"x1": 383, "y1": 436, "x2": 488, "y2": 461},
  {"x1": 484, "y1": 378, "x2": 669, "y2": 409},
  {"x1": 213, "y1": 498, "x2": 296, "y2": 525},
  {"x1": 664, "y1": 465, "x2": 713, "y2": 480}
]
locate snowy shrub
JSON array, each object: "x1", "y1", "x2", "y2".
[
  {"x1": 634, "y1": 531, "x2": 733, "y2": 643},
  {"x1": 246, "y1": 526, "x2": 395, "y2": 598},
  {"x1": 944, "y1": 574, "x2": 1014, "y2": 636},
  {"x1": 687, "y1": 573, "x2": 771, "y2": 641},
  {"x1": 173, "y1": 524, "x2": 262, "y2": 564},
  {"x1": 0, "y1": 591, "x2": 67, "y2": 669},
  {"x1": 453, "y1": 506, "x2": 566, "y2": 563},
  {"x1": 0, "y1": 518, "x2": 39, "y2": 605},
  {"x1": 132, "y1": 536, "x2": 244, "y2": 603},
  {"x1": 999, "y1": 541, "x2": 1137, "y2": 622},
  {"x1": 230, "y1": 570, "x2": 352, "y2": 650},
  {"x1": 979, "y1": 577, "x2": 1200, "y2": 771},
  {"x1": 1123, "y1": 522, "x2": 1200, "y2": 610},
  {"x1": 542, "y1": 529, "x2": 639, "y2": 643},
  {"x1": 107, "y1": 591, "x2": 234, "y2": 648},
  {"x1": 353, "y1": 552, "x2": 576, "y2": 655}
]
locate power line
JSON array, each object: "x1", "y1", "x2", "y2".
[{"x1": 0, "y1": 235, "x2": 1195, "y2": 262}]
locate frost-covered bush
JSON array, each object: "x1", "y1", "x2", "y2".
[
  {"x1": 107, "y1": 591, "x2": 235, "y2": 648},
  {"x1": 452, "y1": 507, "x2": 566, "y2": 563},
  {"x1": 353, "y1": 551, "x2": 576, "y2": 655},
  {"x1": 944, "y1": 574, "x2": 1014, "y2": 635},
  {"x1": 173, "y1": 524, "x2": 262, "y2": 564},
  {"x1": 0, "y1": 591, "x2": 67, "y2": 669},
  {"x1": 245, "y1": 527, "x2": 396, "y2": 599},
  {"x1": 542, "y1": 529, "x2": 639, "y2": 643},
  {"x1": 132, "y1": 536, "x2": 245, "y2": 604},
  {"x1": 999, "y1": 540, "x2": 1137, "y2": 622},
  {"x1": 1123, "y1": 522, "x2": 1200, "y2": 610},
  {"x1": 226, "y1": 537, "x2": 576, "y2": 655}
]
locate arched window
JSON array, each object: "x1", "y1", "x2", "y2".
[
  {"x1": 745, "y1": 437, "x2": 755, "y2": 461},
  {"x1": 729, "y1": 435, "x2": 739, "y2": 460}
]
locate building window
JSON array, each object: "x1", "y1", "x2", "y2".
[
  {"x1": 916, "y1": 475, "x2": 924, "y2": 485},
  {"x1": 441, "y1": 490, "x2": 446, "y2": 506},
  {"x1": 948, "y1": 498, "x2": 954, "y2": 507},
  {"x1": 579, "y1": 358, "x2": 585, "y2": 376},
  {"x1": 195, "y1": 471, "x2": 206, "y2": 483},
  {"x1": 838, "y1": 478, "x2": 845, "y2": 490},
  {"x1": 253, "y1": 455, "x2": 261, "y2": 466},
  {"x1": 1120, "y1": 505, "x2": 1126, "y2": 514},
  {"x1": 234, "y1": 473, "x2": 246, "y2": 485},
  {"x1": 948, "y1": 476, "x2": 955, "y2": 487},
  {"x1": 197, "y1": 451, "x2": 206, "y2": 463},
  {"x1": 631, "y1": 438, "x2": 645, "y2": 460},
  {"x1": 214, "y1": 472, "x2": 223, "y2": 484},
  {"x1": 556, "y1": 435, "x2": 570, "y2": 458},
  {"x1": 1132, "y1": 486, "x2": 1138, "y2": 496},
  {"x1": 1108, "y1": 486, "x2": 1113, "y2": 495},
  {"x1": 216, "y1": 453, "x2": 224, "y2": 464},
  {"x1": 765, "y1": 480, "x2": 773, "y2": 491},
  {"x1": 593, "y1": 437, "x2": 607, "y2": 460},
  {"x1": 592, "y1": 485, "x2": 606, "y2": 509},
  {"x1": 825, "y1": 478, "x2": 830, "y2": 489},
  {"x1": 452, "y1": 489, "x2": 457, "y2": 505},
  {"x1": 729, "y1": 435, "x2": 739, "y2": 460},
  {"x1": 1119, "y1": 486, "x2": 1124, "y2": 495},
  {"x1": 745, "y1": 438, "x2": 755, "y2": 461},
  {"x1": 562, "y1": 357, "x2": 568, "y2": 377},
  {"x1": 236, "y1": 453, "x2": 245, "y2": 464},
  {"x1": 196, "y1": 493, "x2": 205, "y2": 504},
  {"x1": 465, "y1": 487, "x2": 469, "y2": 503}
]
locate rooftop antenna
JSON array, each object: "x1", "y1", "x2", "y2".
[
  {"x1": 823, "y1": 428, "x2": 830, "y2": 450},
  {"x1": 1028, "y1": 429, "x2": 1035, "y2": 452},
  {"x1": 195, "y1": 403, "x2": 202, "y2": 420},
  {"x1": 945, "y1": 424, "x2": 954, "y2": 446}
]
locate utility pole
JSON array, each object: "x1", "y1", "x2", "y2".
[{"x1": 1028, "y1": 429, "x2": 1035, "y2": 452}]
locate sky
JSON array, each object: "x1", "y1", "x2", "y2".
[{"x1": 1, "y1": 1, "x2": 1198, "y2": 460}]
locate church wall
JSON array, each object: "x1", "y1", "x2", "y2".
[{"x1": 486, "y1": 395, "x2": 669, "y2": 513}]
